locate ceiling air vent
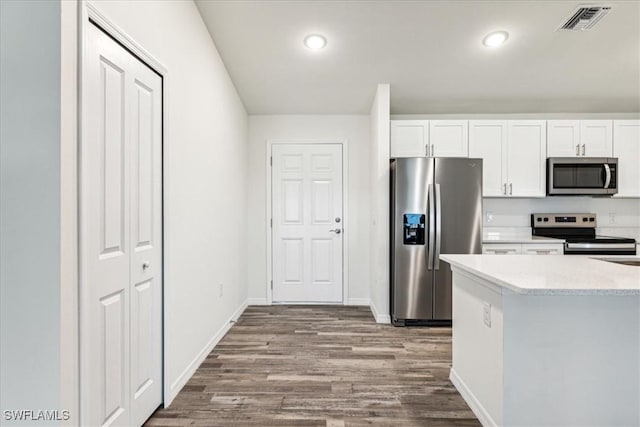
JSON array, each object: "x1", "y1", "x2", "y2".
[{"x1": 559, "y1": 6, "x2": 611, "y2": 30}]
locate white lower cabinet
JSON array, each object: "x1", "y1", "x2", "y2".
[
  {"x1": 521, "y1": 243, "x2": 564, "y2": 255},
  {"x1": 483, "y1": 243, "x2": 564, "y2": 255}
]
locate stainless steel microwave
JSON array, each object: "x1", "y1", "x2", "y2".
[{"x1": 547, "y1": 158, "x2": 618, "y2": 196}]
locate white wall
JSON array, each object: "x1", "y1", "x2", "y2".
[
  {"x1": 0, "y1": 1, "x2": 62, "y2": 423},
  {"x1": 369, "y1": 84, "x2": 391, "y2": 322},
  {"x1": 484, "y1": 197, "x2": 640, "y2": 240},
  {"x1": 247, "y1": 115, "x2": 371, "y2": 305},
  {"x1": 86, "y1": 0, "x2": 249, "y2": 404}
]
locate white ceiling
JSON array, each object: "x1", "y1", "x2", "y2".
[{"x1": 195, "y1": 0, "x2": 640, "y2": 115}]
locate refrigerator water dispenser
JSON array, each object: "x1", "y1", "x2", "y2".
[{"x1": 403, "y1": 214, "x2": 425, "y2": 245}]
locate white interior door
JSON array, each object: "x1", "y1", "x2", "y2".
[
  {"x1": 83, "y1": 22, "x2": 162, "y2": 427},
  {"x1": 271, "y1": 144, "x2": 343, "y2": 303},
  {"x1": 128, "y1": 41, "x2": 163, "y2": 427}
]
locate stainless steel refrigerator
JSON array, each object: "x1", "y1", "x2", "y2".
[{"x1": 390, "y1": 157, "x2": 482, "y2": 326}]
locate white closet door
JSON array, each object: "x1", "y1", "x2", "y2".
[
  {"x1": 84, "y1": 22, "x2": 132, "y2": 427},
  {"x1": 83, "y1": 23, "x2": 162, "y2": 427},
  {"x1": 128, "y1": 49, "x2": 163, "y2": 426},
  {"x1": 272, "y1": 144, "x2": 343, "y2": 303}
]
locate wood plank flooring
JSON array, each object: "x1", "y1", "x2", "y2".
[{"x1": 146, "y1": 306, "x2": 480, "y2": 427}]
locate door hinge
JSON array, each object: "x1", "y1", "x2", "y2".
[
  {"x1": 270, "y1": 280, "x2": 273, "y2": 290},
  {"x1": 270, "y1": 156, "x2": 272, "y2": 166},
  {"x1": 270, "y1": 218, "x2": 273, "y2": 228}
]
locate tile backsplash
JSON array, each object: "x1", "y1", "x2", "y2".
[{"x1": 483, "y1": 197, "x2": 640, "y2": 240}]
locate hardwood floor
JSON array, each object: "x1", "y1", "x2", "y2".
[{"x1": 146, "y1": 306, "x2": 480, "y2": 427}]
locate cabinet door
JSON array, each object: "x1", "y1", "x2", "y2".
[
  {"x1": 580, "y1": 120, "x2": 613, "y2": 157},
  {"x1": 469, "y1": 121, "x2": 508, "y2": 197},
  {"x1": 506, "y1": 120, "x2": 546, "y2": 197},
  {"x1": 482, "y1": 244, "x2": 522, "y2": 254},
  {"x1": 613, "y1": 120, "x2": 640, "y2": 198},
  {"x1": 390, "y1": 120, "x2": 429, "y2": 158},
  {"x1": 429, "y1": 120, "x2": 468, "y2": 157},
  {"x1": 547, "y1": 120, "x2": 580, "y2": 157},
  {"x1": 522, "y1": 243, "x2": 563, "y2": 255}
]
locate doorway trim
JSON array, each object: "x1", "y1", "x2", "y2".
[
  {"x1": 78, "y1": 1, "x2": 172, "y2": 421},
  {"x1": 265, "y1": 139, "x2": 350, "y2": 305}
]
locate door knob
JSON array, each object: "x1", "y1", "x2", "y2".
[
  {"x1": 142, "y1": 261, "x2": 150, "y2": 270},
  {"x1": 329, "y1": 229, "x2": 342, "y2": 234},
  {"x1": 335, "y1": 217, "x2": 341, "y2": 223}
]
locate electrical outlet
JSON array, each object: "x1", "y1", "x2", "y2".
[
  {"x1": 483, "y1": 302, "x2": 492, "y2": 328},
  {"x1": 219, "y1": 282, "x2": 223, "y2": 297},
  {"x1": 609, "y1": 213, "x2": 616, "y2": 224},
  {"x1": 486, "y1": 212, "x2": 493, "y2": 223}
]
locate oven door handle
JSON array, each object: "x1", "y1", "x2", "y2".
[
  {"x1": 603, "y1": 163, "x2": 611, "y2": 189},
  {"x1": 565, "y1": 242, "x2": 636, "y2": 250}
]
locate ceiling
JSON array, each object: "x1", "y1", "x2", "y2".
[{"x1": 195, "y1": 0, "x2": 640, "y2": 115}]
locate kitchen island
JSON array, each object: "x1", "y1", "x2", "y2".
[{"x1": 440, "y1": 254, "x2": 640, "y2": 427}]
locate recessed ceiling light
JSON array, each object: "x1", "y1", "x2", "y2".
[
  {"x1": 482, "y1": 31, "x2": 509, "y2": 48},
  {"x1": 304, "y1": 34, "x2": 327, "y2": 50}
]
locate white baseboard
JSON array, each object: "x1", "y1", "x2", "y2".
[
  {"x1": 165, "y1": 299, "x2": 248, "y2": 406},
  {"x1": 346, "y1": 298, "x2": 370, "y2": 306},
  {"x1": 247, "y1": 297, "x2": 268, "y2": 305},
  {"x1": 369, "y1": 300, "x2": 390, "y2": 324},
  {"x1": 449, "y1": 368, "x2": 497, "y2": 427}
]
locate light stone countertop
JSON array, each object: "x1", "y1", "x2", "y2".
[{"x1": 440, "y1": 254, "x2": 640, "y2": 295}]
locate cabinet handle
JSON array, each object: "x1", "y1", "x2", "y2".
[
  {"x1": 503, "y1": 183, "x2": 507, "y2": 195},
  {"x1": 492, "y1": 249, "x2": 514, "y2": 254},
  {"x1": 581, "y1": 144, "x2": 586, "y2": 156},
  {"x1": 509, "y1": 183, "x2": 513, "y2": 195},
  {"x1": 431, "y1": 144, "x2": 435, "y2": 156},
  {"x1": 534, "y1": 250, "x2": 552, "y2": 254},
  {"x1": 425, "y1": 144, "x2": 429, "y2": 156},
  {"x1": 576, "y1": 144, "x2": 580, "y2": 156}
]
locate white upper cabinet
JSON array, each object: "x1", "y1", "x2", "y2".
[
  {"x1": 469, "y1": 120, "x2": 546, "y2": 197},
  {"x1": 390, "y1": 120, "x2": 429, "y2": 157},
  {"x1": 547, "y1": 120, "x2": 580, "y2": 157},
  {"x1": 429, "y1": 120, "x2": 469, "y2": 157},
  {"x1": 580, "y1": 120, "x2": 613, "y2": 157},
  {"x1": 547, "y1": 120, "x2": 613, "y2": 157},
  {"x1": 613, "y1": 120, "x2": 640, "y2": 198},
  {"x1": 507, "y1": 121, "x2": 547, "y2": 197},
  {"x1": 469, "y1": 120, "x2": 508, "y2": 197},
  {"x1": 390, "y1": 120, "x2": 469, "y2": 158}
]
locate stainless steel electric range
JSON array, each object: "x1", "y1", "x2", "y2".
[{"x1": 531, "y1": 213, "x2": 637, "y2": 255}]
